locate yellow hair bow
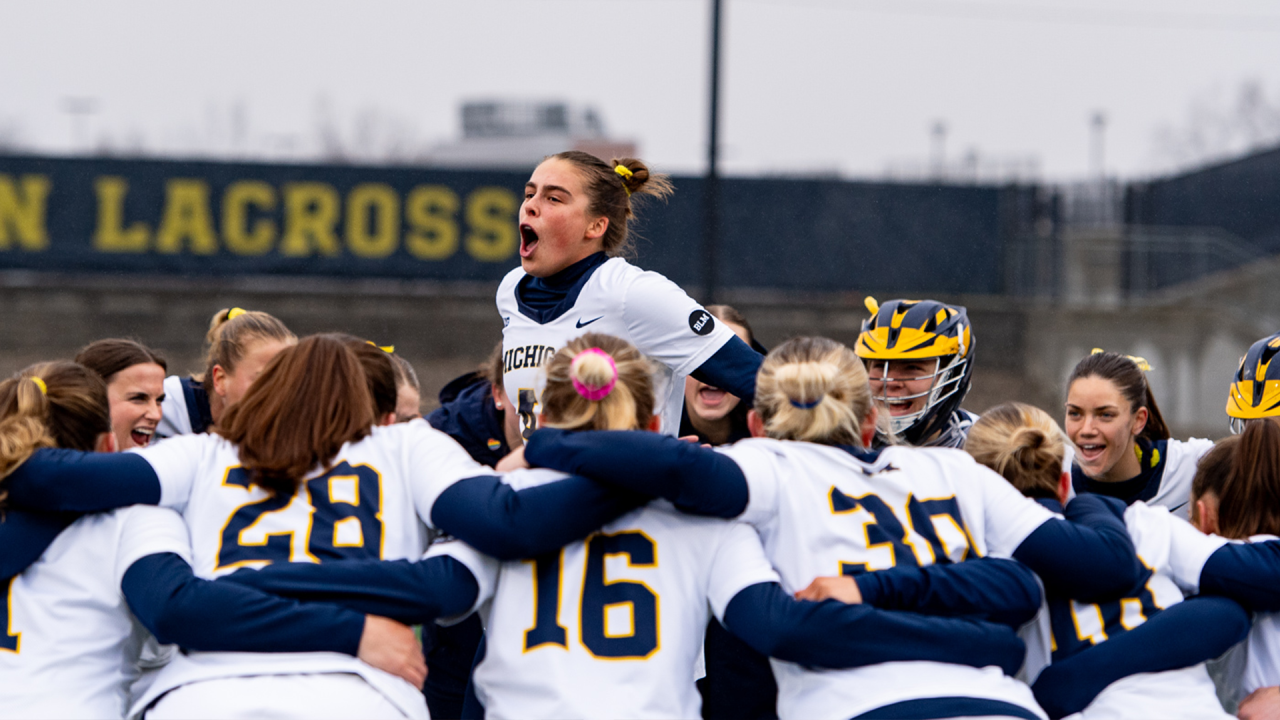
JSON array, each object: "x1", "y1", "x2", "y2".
[
  {"x1": 1091, "y1": 348, "x2": 1152, "y2": 372},
  {"x1": 367, "y1": 341, "x2": 395, "y2": 354},
  {"x1": 614, "y1": 164, "x2": 633, "y2": 196},
  {"x1": 31, "y1": 376, "x2": 47, "y2": 395},
  {"x1": 227, "y1": 307, "x2": 247, "y2": 320}
]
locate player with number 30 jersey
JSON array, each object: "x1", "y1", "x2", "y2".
[{"x1": 525, "y1": 337, "x2": 1149, "y2": 720}]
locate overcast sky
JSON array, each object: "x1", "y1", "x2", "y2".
[{"x1": 3, "y1": 0, "x2": 1280, "y2": 181}]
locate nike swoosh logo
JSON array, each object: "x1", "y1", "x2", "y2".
[{"x1": 576, "y1": 316, "x2": 604, "y2": 328}]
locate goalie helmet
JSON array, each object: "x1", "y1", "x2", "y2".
[
  {"x1": 1227, "y1": 332, "x2": 1280, "y2": 434},
  {"x1": 855, "y1": 297, "x2": 974, "y2": 445}
]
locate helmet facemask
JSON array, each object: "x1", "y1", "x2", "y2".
[{"x1": 869, "y1": 353, "x2": 970, "y2": 442}]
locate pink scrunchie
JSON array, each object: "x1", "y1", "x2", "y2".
[{"x1": 571, "y1": 348, "x2": 618, "y2": 402}]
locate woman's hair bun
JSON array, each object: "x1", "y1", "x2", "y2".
[{"x1": 773, "y1": 360, "x2": 837, "y2": 409}]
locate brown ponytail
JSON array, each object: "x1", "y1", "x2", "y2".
[
  {"x1": 217, "y1": 335, "x2": 374, "y2": 497},
  {"x1": 1216, "y1": 420, "x2": 1280, "y2": 538}
]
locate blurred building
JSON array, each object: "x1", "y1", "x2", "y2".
[{"x1": 425, "y1": 100, "x2": 637, "y2": 169}]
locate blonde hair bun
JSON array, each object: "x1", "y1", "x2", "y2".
[
  {"x1": 541, "y1": 334, "x2": 655, "y2": 432},
  {"x1": 965, "y1": 403, "x2": 1064, "y2": 500},
  {"x1": 754, "y1": 337, "x2": 871, "y2": 447}
]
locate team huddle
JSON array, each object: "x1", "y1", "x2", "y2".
[{"x1": 5, "y1": 149, "x2": 1280, "y2": 720}]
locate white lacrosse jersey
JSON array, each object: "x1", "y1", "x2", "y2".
[
  {"x1": 126, "y1": 420, "x2": 487, "y2": 719},
  {"x1": 1203, "y1": 534, "x2": 1280, "y2": 707},
  {"x1": 497, "y1": 258, "x2": 735, "y2": 440},
  {"x1": 1058, "y1": 502, "x2": 1231, "y2": 719},
  {"x1": 437, "y1": 467, "x2": 779, "y2": 720},
  {"x1": 156, "y1": 375, "x2": 206, "y2": 440},
  {"x1": 0, "y1": 505, "x2": 190, "y2": 719},
  {"x1": 716, "y1": 439, "x2": 1055, "y2": 720},
  {"x1": 1068, "y1": 438, "x2": 1214, "y2": 521}
]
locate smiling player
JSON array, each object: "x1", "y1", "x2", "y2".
[
  {"x1": 1065, "y1": 351, "x2": 1211, "y2": 519},
  {"x1": 855, "y1": 297, "x2": 977, "y2": 448},
  {"x1": 75, "y1": 338, "x2": 168, "y2": 450},
  {"x1": 498, "y1": 151, "x2": 762, "y2": 440}
]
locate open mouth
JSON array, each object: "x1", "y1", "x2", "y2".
[
  {"x1": 131, "y1": 427, "x2": 155, "y2": 447},
  {"x1": 698, "y1": 387, "x2": 728, "y2": 408},
  {"x1": 519, "y1": 224, "x2": 539, "y2": 258},
  {"x1": 1077, "y1": 443, "x2": 1105, "y2": 462},
  {"x1": 885, "y1": 398, "x2": 916, "y2": 416}
]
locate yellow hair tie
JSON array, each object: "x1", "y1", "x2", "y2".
[
  {"x1": 227, "y1": 307, "x2": 247, "y2": 320},
  {"x1": 864, "y1": 296, "x2": 880, "y2": 315},
  {"x1": 614, "y1": 165, "x2": 633, "y2": 196},
  {"x1": 367, "y1": 341, "x2": 395, "y2": 354},
  {"x1": 1091, "y1": 348, "x2": 1152, "y2": 372},
  {"x1": 31, "y1": 377, "x2": 47, "y2": 395}
]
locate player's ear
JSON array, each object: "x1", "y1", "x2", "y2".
[
  {"x1": 748, "y1": 409, "x2": 766, "y2": 438},
  {"x1": 1057, "y1": 471, "x2": 1071, "y2": 506},
  {"x1": 1131, "y1": 406, "x2": 1149, "y2": 438},
  {"x1": 1196, "y1": 496, "x2": 1220, "y2": 535},
  {"x1": 210, "y1": 364, "x2": 228, "y2": 398},
  {"x1": 492, "y1": 388, "x2": 505, "y2": 411},
  {"x1": 646, "y1": 415, "x2": 662, "y2": 433},
  {"x1": 95, "y1": 431, "x2": 117, "y2": 454},
  {"x1": 860, "y1": 405, "x2": 879, "y2": 448},
  {"x1": 536, "y1": 413, "x2": 546, "y2": 430},
  {"x1": 585, "y1": 215, "x2": 608, "y2": 241},
  {"x1": 379, "y1": 412, "x2": 396, "y2": 427}
]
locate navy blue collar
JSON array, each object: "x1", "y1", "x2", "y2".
[
  {"x1": 514, "y1": 252, "x2": 610, "y2": 324},
  {"x1": 837, "y1": 444, "x2": 886, "y2": 463},
  {"x1": 1071, "y1": 437, "x2": 1169, "y2": 506},
  {"x1": 181, "y1": 376, "x2": 213, "y2": 434},
  {"x1": 1035, "y1": 497, "x2": 1064, "y2": 514}
]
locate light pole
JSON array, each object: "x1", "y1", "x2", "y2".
[{"x1": 703, "y1": 0, "x2": 723, "y2": 303}]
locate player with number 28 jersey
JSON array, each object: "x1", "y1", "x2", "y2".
[{"x1": 125, "y1": 422, "x2": 482, "y2": 717}]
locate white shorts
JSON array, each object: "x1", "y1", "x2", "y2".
[{"x1": 144, "y1": 673, "x2": 411, "y2": 720}]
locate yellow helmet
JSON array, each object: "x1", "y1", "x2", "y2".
[
  {"x1": 1227, "y1": 332, "x2": 1280, "y2": 433},
  {"x1": 856, "y1": 297, "x2": 974, "y2": 444}
]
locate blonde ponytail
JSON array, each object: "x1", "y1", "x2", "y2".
[
  {"x1": 964, "y1": 403, "x2": 1064, "y2": 500},
  {"x1": 201, "y1": 307, "x2": 296, "y2": 382},
  {"x1": 754, "y1": 337, "x2": 871, "y2": 446},
  {"x1": 0, "y1": 362, "x2": 110, "y2": 506},
  {"x1": 540, "y1": 333, "x2": 655, "y2": 432}
]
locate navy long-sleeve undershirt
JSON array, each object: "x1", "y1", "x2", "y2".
[
  {"x1": 3, "y1": 449, "x2": 159, "y2": 512},
  {"x1": 220, "y1": 555, "x2": 480, "y2": 626},
  {"x1": 525, "y1": 429, "x2": 1142, "y2": 599},
  {"x1": 1200, "y1": 539, "x2": 1280, "y2": 612},
  {"x1": 1030, "y1": 595, "x2": 1249, "y2": 719},
  {"x1": 690, "y1": 335, "x2": 763, "y2": 406},
  {"x1": 723, "y1": 582, "x2": 1026, "y2": 676},
  {"x1": 854, "y1": 556, "x2": 1042, "y2": 628},
  {"x1": 430, "y1": 474, "x2": 650, "y2": 561},
  {"x1": 3, "y1": 447, "x2": 651, "y2": 564},
  {"x1": 1010, "y1": 495, "x2": 1142, "y2": 602},
  {"x1": 524, "y1": 428, "x2": 748, "y2": 518},
  {"x1": 223, "y1": 562, "x2": 1027, "y2": 676},
  {"x1": 121, "y1": 552, "x2": 366, "y2": 655}
]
